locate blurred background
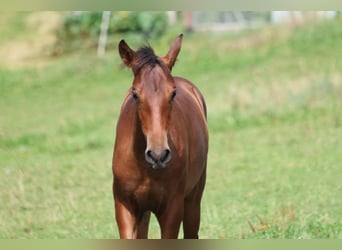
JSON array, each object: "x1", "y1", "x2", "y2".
[{"x1": 0, "y1": 11, "x2": 341, "y2": 238}]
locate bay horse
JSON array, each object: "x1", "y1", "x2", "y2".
[{"x1": 112, "y1": 34, "x2": 208, "y2": 239}]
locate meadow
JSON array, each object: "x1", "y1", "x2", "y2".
[{"x1": 0, "y1": 13, "x2": 341, "y2": 238}]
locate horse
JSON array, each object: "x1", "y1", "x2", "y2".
[{"x1": 112, "y1": 34, "x2": 208, "y2": 239}]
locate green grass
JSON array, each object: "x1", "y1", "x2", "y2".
[
  {"x1": 0, "y1": 12, "x2": 30, "y2": 43},
  {"x1": 0, "y1": 13, "x2": 342, "y2": 239}
]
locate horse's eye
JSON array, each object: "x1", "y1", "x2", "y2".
[
  {"x1": 170, "y1": 90, "x2": 177, "y2": 101},
  {"x1": 132, "y1": 91, "x2": 139, "y2": 101}
]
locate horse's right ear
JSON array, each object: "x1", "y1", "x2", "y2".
[{"x1": 118, "y1": 40, "x2": 136, "y2": 68}]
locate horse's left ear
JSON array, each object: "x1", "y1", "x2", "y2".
[{"x1": 161, "y1": 34, "x2": 183, "y2": 71}]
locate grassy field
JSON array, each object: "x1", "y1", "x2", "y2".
[{"x1": 0, "y1": 12, "x2": 342, "y2": 239}]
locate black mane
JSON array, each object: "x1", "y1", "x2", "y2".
[{"x1": 135, "y1": 46, "x2": 161, "y2": 70}]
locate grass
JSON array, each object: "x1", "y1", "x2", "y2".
[{"x1": 0, "y1": 12, "x2": 342, "y2": 239}]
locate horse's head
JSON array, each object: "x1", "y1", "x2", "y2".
[{"x1": 118, "y1": 34, "x2": 183, "y2": 169}]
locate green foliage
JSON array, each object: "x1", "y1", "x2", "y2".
[
  {"x1": 54, "y1": 11, "x2": 167, "y2": 54},
  {"x1": 60, "y1": 12, "x2": 103, "y2": 39},
  {"x1": 109, "y1": 11, "x2": 167, "y2": 37}
]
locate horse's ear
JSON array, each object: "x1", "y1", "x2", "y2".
[
  {"x1": 118, "y1": 39, "x2": 136, "y2": 68},
  {"x1": 161, "y1": 34, "x2": 183, "y2": 71}
]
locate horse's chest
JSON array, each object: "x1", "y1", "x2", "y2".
[{"x1": 121, "y1": 177, "x2": 166, "y2": 204}]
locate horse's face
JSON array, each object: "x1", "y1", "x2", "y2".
[
  {"x1": 132, "y1": 66, "x2": 176, "y2": 169},
  {"x1": 119, "y1": 35, "x2": 183, "y2": 169}
]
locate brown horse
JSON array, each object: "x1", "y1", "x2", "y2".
[{"x1": 112, "y1": 34, "x2": 208, "y2": 239}]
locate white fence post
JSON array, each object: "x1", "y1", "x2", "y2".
[{"x1": 97, "y1": 11, "x2": 111, "y2": 57}]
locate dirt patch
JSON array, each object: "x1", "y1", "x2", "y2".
[{"x1": 0, "y1": 12, "x2": 63, "y2": 68}]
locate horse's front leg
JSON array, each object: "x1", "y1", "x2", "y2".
[
  {"x1": 114, "y1": 197, "x2": 138, "y2": 239},
  {"x1": 183, "y1": 171, "x2": 206, "y2": 239},
  {"x1": 137, "y1": 211, "x2": 151, "y2": 238},
  {"x1": 156, "y1": 196, "x2": 184, "y2": 239}
]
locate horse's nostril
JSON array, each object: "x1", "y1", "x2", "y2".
[
  {"x1": 145, "y1": 150, "x2": 156, "y2": 163},
  {"x1": 160, "y1": 149, "x2": 171, "y2": 163},
  {"x1": 145, "y1": 148, "x2": 171, "y2": 167}
]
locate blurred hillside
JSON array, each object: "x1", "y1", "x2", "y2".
[
  {"x1": 0, "y1": 12, "x2": 63, "y2": 67},
  {"x1": 0, "y1": 11, "x2": 340, "y2": 68}
]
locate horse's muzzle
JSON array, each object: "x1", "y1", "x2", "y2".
[{"x1": 145, "y1": 148, "x2": 171, "y2": 169}]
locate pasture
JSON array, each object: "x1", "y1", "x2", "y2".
[{"x1": 0, "y1": 13, "x2": 341, "y2": 238}]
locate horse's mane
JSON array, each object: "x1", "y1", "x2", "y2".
[{"x1": 135, "y1": 46, "x2": 161, "y2": 70}]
